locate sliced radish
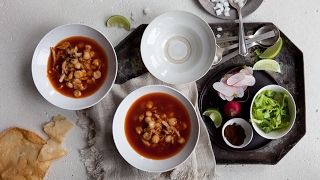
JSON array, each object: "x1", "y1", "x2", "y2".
[
  {"x1": 232, "y1": 87, "x2": 244, "y2": 98},
  {"x1": 221, "y1": 73, "x2": 232, "y2": 83},
  {"x1": 214, "y1": 66, "x2": 256, "y2": 101},
  {"x1": 240, "y1": 66, "x2": 253, "y2": 75},
  {"x1": 218, "y1": 92, "x2": 226, "y2": 100},
  {"x1": 226, "y1": 72, "x2": 245, "y2": 85},
  {"x1": 233, "y1": 75, "x2": 256, "y2": 86},
  {"x1": 213, "y1": 82, "x2": 234, "y2": 97},
  {"x1": 241, "y1": 86, "x2": 248, "y2": 91},
  {"x1": 225, "y1": 95, "x2": 234, "y2": 101}
]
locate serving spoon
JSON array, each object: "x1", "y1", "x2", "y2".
[
  {"x1": 211, "y1": 25, "x2": 280, "y2": 68},
  {"x1": 216, "y1": 25, "x2": 280, "y2": 47},
  {"x1": 213, "y1": 27, "x2": 278, "y2": 65},
  {"x1": 218, "y1": 26, "x2": 280, "y2": 65},
  {"x1": 228, "y1": 0, "x2": 248, "y2": 56}
]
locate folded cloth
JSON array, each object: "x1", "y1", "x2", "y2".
[{"x1": 77, "y1": 72, "x2": 217, "y2": 180}]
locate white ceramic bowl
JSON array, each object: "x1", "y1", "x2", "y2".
[
  {"x1": 222, "y1": 118, "x2": 253, "y2": 149},
  {"x1": 140, "y1": 11, "x2": 216, "y2": 84},
  {"x1": 32, "y1": 24, "x2": 117, "y2": 110},
  {"x1": 112, "y1": 85, "x2": 200, "y2": 172},
  {"x1": 250, "y1": 85, "x2": 296, "y2": 139}
]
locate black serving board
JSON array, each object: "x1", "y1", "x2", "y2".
[{"x1": 114, "y1": 23, "x2": 306, "y2": 164}]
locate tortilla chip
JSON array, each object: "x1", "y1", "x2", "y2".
[
  {"x1": 44, "y1": 114, "x2": 74, "y2": 144},
  {"x1": 0, "y1": 128, "x2": 51, "y2": 180},
  {"x1": 38, "y1": 139, "x2": 68, "y2": 162}
]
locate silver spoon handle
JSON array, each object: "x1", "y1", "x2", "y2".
[
  {"x1": 220, "y1": 43, "x2": 255, "y2": 64},
  {"x1": 216, "y1": 35, "x2": 254, "y2": 43},
  {"x1": 222, "y1": 30, "x2": 275, "y2": 52},
  {"x1": 238, "y1": 9, "x2": 247, "y2": 56}
]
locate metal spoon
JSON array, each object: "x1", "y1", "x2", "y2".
[
  {"x1": 210, "y1": 26, "x2": 280, "y2": 68},
  {"x1": 228, "y1": 0, "x2": 248, "y2": 56},
  {"x1": 217, "y1": 25, "x2": 280, "y2": 48},
  {"x1": 213, "y1": 29, "x2": 277, "y2": 65},
  {"x1": 218, "y1": 26, "x2": 280, "y2": 65}
]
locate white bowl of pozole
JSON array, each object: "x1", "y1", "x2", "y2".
[
  {"x1": 32, "y1": 23, "x2": 117, "y2": 110},
  {"x1": 112, "y1": 85, "x2": 199, "y2": 172}
]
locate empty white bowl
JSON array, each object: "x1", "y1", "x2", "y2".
[
  {"x1": 140, "y1": 11, "x2": 216, "y2": 84},
  {"x1": 222, "y1": 118, "x2": 253, "y2": 149},
  {"x1": 32, "y1": 24, "x2": 117, "y2": 110},
  {"x1": 250, "y1": 85, "x2": 296, "y2": 139},
  {"x1": 112, "y1": 85, "x2": 199, "y2": 172}
]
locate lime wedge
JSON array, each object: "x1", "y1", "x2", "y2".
[
  {"x1": 203, "y1": 108, "x2": 222, "y2": 128},
  {"x1": 106, "y1": 15, "x2": 130, "y2": 30},
  {"x1": 259, "y1": 37, "x2": 283, "y2": 59},
  {"x1": 253, "y1": 59, "x2": 281, "y2": 73}
]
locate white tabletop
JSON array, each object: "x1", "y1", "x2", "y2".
[{"x1": 1, "y1": 0, "x2": 318, "y2": 179}]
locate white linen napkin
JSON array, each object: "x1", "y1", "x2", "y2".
[{"x1": 77, "y1": 72, "x2": 217, "y2": 180}]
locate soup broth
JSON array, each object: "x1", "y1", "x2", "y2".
[
  {"x1": 125, "y1": 92, "x2": 191, "y2": 160},
  {"x1": 47, "y1": 36, "x2": 108, "y2": 98}
]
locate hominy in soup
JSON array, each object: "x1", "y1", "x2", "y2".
[
  {"x1": 47, "y1": 36, "x2": 108, "y2": 98},
  {"x1": 125, "y1": 92, "x2": 191, "y2": 160}
]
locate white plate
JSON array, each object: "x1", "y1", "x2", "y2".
[
  {"x1": 112, "y1": 85, "x2": 200, "y2": 172},
  {"x1": 141, "y1": 11, "x2": 216, "y2": 84},
  {"x1": 250, "y1": 85, "x2": 296, "y2": 139},
  {"x1": 31, "y1": 24, "x2": 117, "y2": 110}
]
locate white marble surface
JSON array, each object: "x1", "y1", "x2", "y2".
[{"x1": 1, "y1": 0, "x2": 319, "y2": 179}]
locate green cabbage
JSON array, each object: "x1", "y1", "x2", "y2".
[{"x1": 250, "y1": 90, "x2": 290, "y2": 133}]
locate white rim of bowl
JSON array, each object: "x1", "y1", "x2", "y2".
[
  {"x1": 31, "y1": 23, "x2": 118, "y2": 110},
  {"x1": 250, "y1": 84, "x2": 296, "y2": 139},
  {"x1": 140, "y1": 10, "x2": 216, "y2": 84},
  {"x1": 112, "y1": 85, "x2": 200, "y2": 172},
  {"x1": 222, "y1": 118, "x2": 253, "y2": 149}
]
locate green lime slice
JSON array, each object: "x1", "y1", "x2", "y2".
[
  {"x1": 203, "y1": 108, "x2": 222, "y2": 128},
  {"x1": 106, "y1": 15, "x2": 130, "y2": 30},
  {"x1": 259, "y1": 37, "x2": 283, "y2": 59},
  {"x1": 253, "y1": 59, "x2": 281, "y2": 73}
]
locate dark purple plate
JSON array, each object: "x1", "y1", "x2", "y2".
[{"x1": 199, "y1": 65, "x2": 278, "y2": 151}]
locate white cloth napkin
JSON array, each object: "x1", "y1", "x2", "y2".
[{"x1": 77, "y1": 72, "x2": 217, "y2": 180}]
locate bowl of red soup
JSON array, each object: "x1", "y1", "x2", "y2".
[
  {"x1": 113, "y1": 85, "x2": 200, "y2": 172},
  {"x1": 32, "y1": 24, "x2": 117, "y2": 110}
]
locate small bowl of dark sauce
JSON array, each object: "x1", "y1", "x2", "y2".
[{"x1": 222, "y1": 118, "x2": 253, "y2": 149}]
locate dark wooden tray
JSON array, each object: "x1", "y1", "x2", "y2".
[{"x1": 114, "y1": 23, "x2": 306, "y2": 164}]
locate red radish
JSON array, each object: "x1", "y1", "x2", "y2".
[{"x1": 224, "y1": 101, "x2": 242, "y2": 117}]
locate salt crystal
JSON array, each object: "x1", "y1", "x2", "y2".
[
  {"x1": 215, "y1": 9, "x2": 222, "y2": 16},
  {"x1": 215, "y1": 3, "x2": 223, "y2": 9},
  {"x1": 224, "y1": 11, "x2": 230, "y2": 17},
  {"x1": 143, "y1": 7, "x2": 151, "y2": 15}
]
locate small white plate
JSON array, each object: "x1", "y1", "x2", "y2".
[
  {"x1": 31, "y1": 24, "x2": 117, "y2": 110},
  {"x1": 141, "y1": 11, "x2": 216, "y2": 84},
  {"x1": 112, "y1": 85, "x2": 200, "y2": 172},
  {"x1": 222, "y1": 118, "x2": 253, "y2": 149}
]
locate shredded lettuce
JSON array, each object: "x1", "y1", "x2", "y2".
[{"x1": 250, "y1": 90, "x2": 290, "y2": 133}]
